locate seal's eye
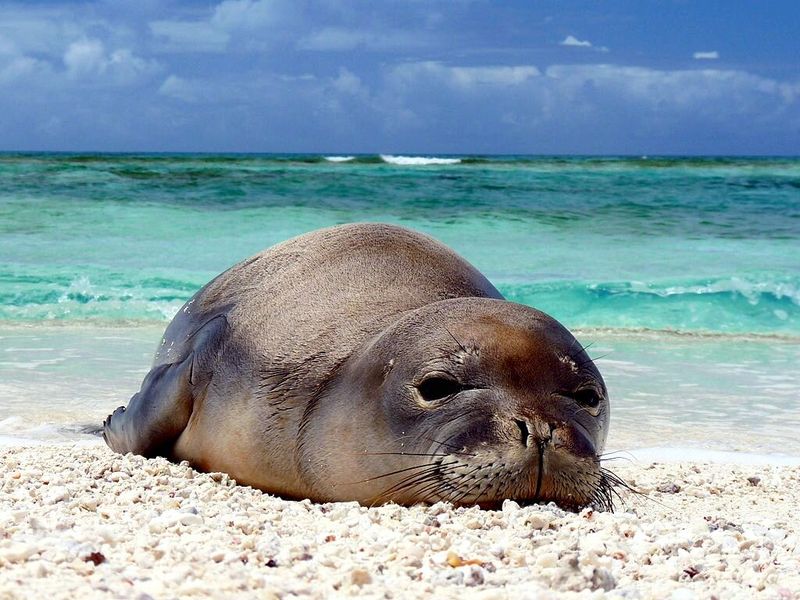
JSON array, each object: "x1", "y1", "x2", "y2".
[
  {"x1": 417, "y1": 375, "x2": 463, "y2": 402},
  {"x1": 572, "y1": 388, "x2": 602, "y2": 408}
]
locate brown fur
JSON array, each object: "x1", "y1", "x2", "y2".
[{"x1": 104, "y1": 223, "x2": 611, "y2": 509}]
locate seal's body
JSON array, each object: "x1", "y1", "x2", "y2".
[{"x1": 105, "y1": 224, "x2": 613, "y2": 509}]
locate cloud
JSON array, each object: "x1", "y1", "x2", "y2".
[
  {"x1": 297, "y1": 27, "x2": 428, "y2": 52},
  {"x1": 559, "y1": 34, "x2": 609, "y2": 53},
  {"x1": 0, "y1": 55, "x2": 48, "y2": 85},
  {"x1": 142, "y1": 67, "x2": 389, "y2": 151},
  {"x1": 298, "y1": 28, "x2": 377, "y2": 51},
  {"x1": 0, "y1": 30, "x2": 52, "y2": 84},
  {"x1": 149, "y1": 0, "x2": 288, "y2": 53},
  {"x1": 560, "y1": 35, "x2": 592, "y2": 48},
  {"x1": 543, "y1": 64, "x2": 799, "y2": 119},
  {"x1": 382, "y1": 61, "x2": 800, "y2": 152},
  {"x1": 149, "y1": 20, "x2": 230, "y2": 53},
  {"x1": 211, "y1": 0, "x2": 278, "y2": 30},
  {"x1": 390, "y1": 62, "x2": 540, "y2": 90},
  {"x1": 0, "y1": 2, "x2": 797, "y2": 154},
  {"x1": 0, "y1": 34, "x2": 17, "y2": 56},
  {"x1": 0, "y1": 8, "x2": 83, "y2": 57},
  {"x1": 158, "y1": 74, "x2": 198, "y2": 102},
  {"x1": 693, "y1": 51, "x2": 719, "y2": 60},
  {"x1": 0, "y1": 6, "x2": 157, "y2": 88},
  {"x1": 63, "y1": 38, "x2": 106, "y2": 76},
  {"x1": 450, "y1": 65, "x2": 541, "y2": 86},
  {"x1": 331, "y1": 68, "x2": 368, "y2": 97},
  {"x1": 63, "y1": 38, "x2": 157, "y2": 82},
  {"x1": 390, "y1": 61, "x2": 800, "y2": 114}
]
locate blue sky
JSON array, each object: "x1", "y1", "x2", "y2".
[{"x1": 0, "y1": 1, "x2": 798, "y2": 154}]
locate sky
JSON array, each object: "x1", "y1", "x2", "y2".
[{"x1": 0, "y1": 0, "x2": 798, "y2": 154}]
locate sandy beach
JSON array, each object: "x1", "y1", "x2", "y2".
[{"x1": 1, "y1": 444, "x2": 797, "y2": 599}]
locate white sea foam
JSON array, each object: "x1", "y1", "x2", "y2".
[
  {"x1": 0, "y1": 434, "x2": 103, "y2": 447},
  {"x1": 323, "y1": 156, "x2": 355, "y2": 162},
  {"x1": 380, "y1": 154, "x2": 461, "y2": 166},
  {"x1": 623, "y1": 446, "x2": 800, "y2": 466},
  {"x1": 0, "y1": 418, "x2": 80, "y2": 445},
  {"x1": 623, "y1": 277, "x2": 800, "y2": 305}
]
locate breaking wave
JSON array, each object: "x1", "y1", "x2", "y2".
[
  {"x1": 2, "y1": 268, "x2": 798, "y2": 336},
  {"x1": 499, "y1": 276, "x2": 800, "y2": 336},
  {"x1": 379, "y1": 155, "x2": 462, "y2": 166}
]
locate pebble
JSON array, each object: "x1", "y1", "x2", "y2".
[
  {"x1": 526, "y1": 513, "x2": 552, "y2": 530},
  {"x1": 350, "y1": 568, "x2": 372, "y2": 586},
  {"x1": 1, "y1": 445, "x2": 799, "y2": 599},
  {"x1": 462, "y1": 565, "x2": 485, "y2": 586},
  {"x1": 0, "y1": 542, "x2": 39, "y2": 564},
  {"x1": 148, "y1": 509, "x2": 204, "y2": 532},
  {"x1": 656, "y1": 482, "x2": 681, "y2": 494},
  {"x1": 43, "y1": 486, "x2": 70, "y2": 505}
]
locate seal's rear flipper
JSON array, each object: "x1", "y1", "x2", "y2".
[
  {"x1": 103, "y1": 353, "x2": 196, "y2": 457},
  {"x1": 78, "y1": 423, "x2": 104, "y2": 436},
  {"x1": 103, "y1": 314, "x2": 228, "y2": 458}
]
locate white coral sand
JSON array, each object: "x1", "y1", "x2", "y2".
[{"x1": 1, "y1": 444, "x2": 798, "y2": 599}]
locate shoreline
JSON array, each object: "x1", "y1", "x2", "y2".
[
  {"x1": 3, "y1": 437, "x2": 800, "y2": 467},
  {"x1": 3, "y1": 319, "x2": 800, "y2": 343},
  {"x1": 1, "y1": 444, "x2": 798, "y2": 598}
]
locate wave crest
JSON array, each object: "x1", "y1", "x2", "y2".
[
  {"x1": 3, "y1": 269, "x2": 798, "y2": 336},
  {"x1": 0, "y1": 272, "x2": 197, "y2": 323},
  {"x1": 594, "y1": 278, "x2": 800, "y2": 305},
  {"x1": 499, "y1": 276, "x2": 800, "y2": 335},
  {"x1": 380, "y1": 155, "x2": 461, "y2": 166}
]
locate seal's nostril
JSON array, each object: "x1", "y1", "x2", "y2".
[{"x1": 514, "y1": 419, "x2": 530, "y2": 447}]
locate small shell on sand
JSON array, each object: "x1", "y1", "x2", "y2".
[{"x1": 1, "y1": 444, "x2": 799, "y2": 598}]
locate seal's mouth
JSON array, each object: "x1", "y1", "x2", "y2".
[
  {"x1": 362, "y1": 415, "x2": 629, "y2": 511},
  {"x1": 467, "y1": 448, "x2": 627, "y2": 512},
  {"x1": 373, "y1": 438, "x2": 629, "y2": 511}
]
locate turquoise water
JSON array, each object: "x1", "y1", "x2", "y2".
[{"x1": 1, "y1": 153, "x2": 799, "y2": 456}]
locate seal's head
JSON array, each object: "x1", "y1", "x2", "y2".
[{"x1": 304, "y1": 297, "x2": 616, "y2": 510}]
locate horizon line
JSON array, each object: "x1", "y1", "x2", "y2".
[{"x1": 1, "y1": 150, "x2": 799, "y2": 159}]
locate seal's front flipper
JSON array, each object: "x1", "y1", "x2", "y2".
[{"x1": 103, "y1": 353, "x2": 196, "y2": 457}]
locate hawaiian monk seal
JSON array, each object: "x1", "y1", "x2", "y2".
[{"x1": 104, "y1": 223, "x2": 619, "y2": 510}]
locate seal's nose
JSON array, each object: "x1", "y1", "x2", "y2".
[
  {"x1": 514, "y1": 417, "x2": 554, "y2": 448},
  {"x1": 514, "y1": 419, "x2": 530, "y2": 447}
]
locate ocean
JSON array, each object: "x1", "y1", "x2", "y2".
[{"x1": 1, "y1": 153, "x2": 799, "y2": 460}]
